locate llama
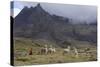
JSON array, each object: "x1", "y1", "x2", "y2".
[
  {"x1": 73, "y1": 47, "x2": 79, "y2": 57},
  {"x1": 48, "y1": 45, "x2": 56, "y2": 54},
  {"x1": 28, "y1": 48, "x2": 33, "y2": 55},
  {"x1": 84, "y1": 48, "x2": 90, "y2": 52},
  {"x1": 63, "y1": 46, "x2": 71, "y2": 55},
  {"x1": 40, "y1": 45, "x2": 48, "y2": 55}
]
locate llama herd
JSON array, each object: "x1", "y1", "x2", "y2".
[
  {"x1": 39, "y1": 45, "x2": 56, "y2": 55},
  {"x1": 28, "y1": 45, "x2": 79, "y2": 57},
  {"x1": 15, "y1": 44, "x2": 92, "y2": 59}
]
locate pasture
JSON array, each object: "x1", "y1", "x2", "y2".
[{"x1": 13, "y1": 38, "x2": 97, "y2": 66}]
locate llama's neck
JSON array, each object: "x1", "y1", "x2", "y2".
[{"x1": 67, "y1": 47, "x2": 70, "y2": 49}]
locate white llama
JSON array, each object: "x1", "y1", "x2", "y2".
[{"x1": 63, "y1": 46, "x2": 71, "y2": 55}]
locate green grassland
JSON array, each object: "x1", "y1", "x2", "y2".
[{"x1": 13, "y1": 38, "x2": 97, "y2": 66}]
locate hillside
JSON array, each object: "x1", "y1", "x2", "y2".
[{"x1": 13, "y1": 3, "x2": 97, "y2": 47}]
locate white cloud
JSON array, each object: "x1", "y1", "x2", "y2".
[{"x1": 14, "y1": 8, "x2": 21, "y2": 17}]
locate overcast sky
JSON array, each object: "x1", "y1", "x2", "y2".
[{"x1": 11, "y1": 1, "x2": 97, "y2": 22}]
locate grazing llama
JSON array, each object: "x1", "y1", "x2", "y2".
[
  {"x1": 73, "y1": 47, "x2": 79, "y2": 57},
  {"x1": 40, "y1": 45, "x2": 48, "y2": 55},
  {"x1": 48, "y1": 45, "x2": 56, "y2": 54},
  {"x1": 63, "y1": 46, "x2": 71, "y2": 55}
]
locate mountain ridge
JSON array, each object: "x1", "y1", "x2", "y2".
[{"x1": 13, "y1": 3, "x2": 97, "y2": 47}]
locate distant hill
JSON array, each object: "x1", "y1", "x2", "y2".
[{"x1": 13, "y1": 4, "x2": 97, "y2": 47}]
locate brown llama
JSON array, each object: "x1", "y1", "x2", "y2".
[{"x1": 29, "y1": 48, "x2": 33, "y2": 55}]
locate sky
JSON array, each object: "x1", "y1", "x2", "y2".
[{"x1": 11, "y1": 1, "x2": 97, "y2": 23}]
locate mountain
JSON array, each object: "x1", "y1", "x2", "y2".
[
  {"x1": 14, "y1": 4, "x2": 69, "y2": 38},
  {"x1": 13, "y1": 4, "x2": 97, "y2": 47}
]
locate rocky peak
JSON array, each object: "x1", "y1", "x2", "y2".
[{"x1": 34, "y1": 3, "x2": 46, "y2": 13}]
